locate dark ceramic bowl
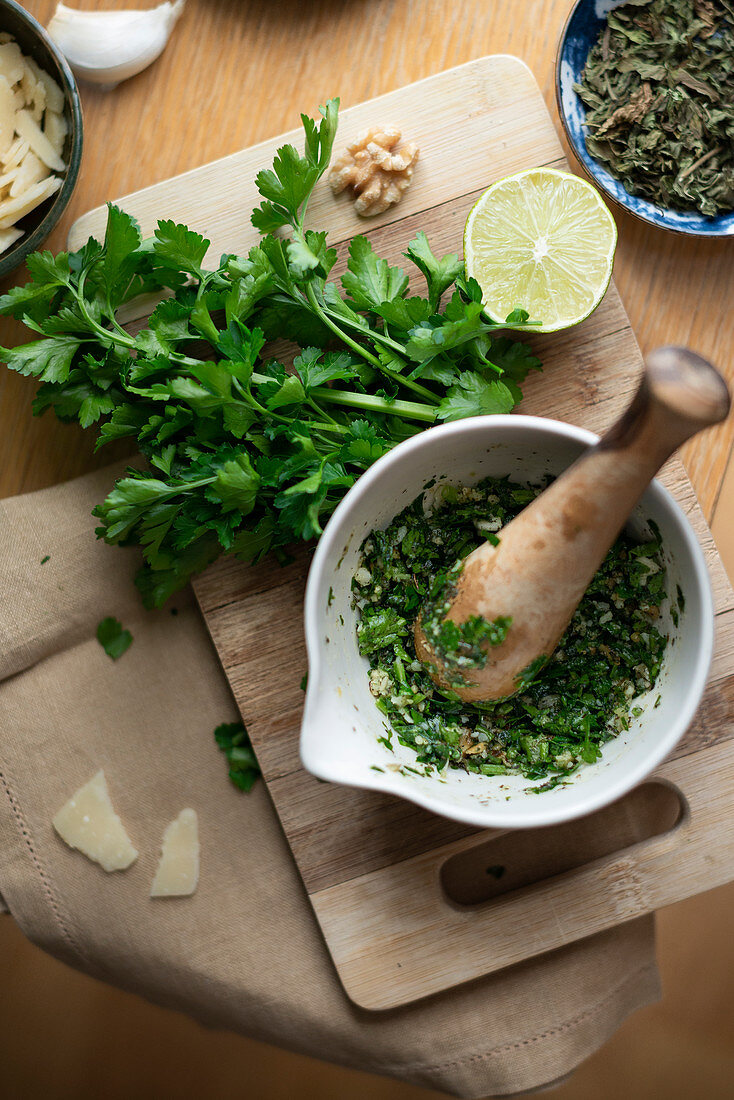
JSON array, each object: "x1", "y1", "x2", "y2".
[
  {"x1": 556, "y1": 0, "x2": 734, "y2": 238},
  {"x1": 0, "y1": 0, "x2": 83, "y2": 277}
]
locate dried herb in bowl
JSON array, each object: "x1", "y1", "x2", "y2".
[{"x1": 574, "y1": 0, "x2": 734, "y2": 218}]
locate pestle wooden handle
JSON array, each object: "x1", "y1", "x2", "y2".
[{"x1": 415, "y1": 347, "x2": 730, "y2": 702}]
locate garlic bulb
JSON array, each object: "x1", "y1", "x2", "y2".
[{"x1": 47, "y1": 1, "x2": 186, "y2": 88}]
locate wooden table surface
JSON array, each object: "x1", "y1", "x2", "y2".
[{"x1": 1, "y1": 2, "x2": 733, "y2": 1097}]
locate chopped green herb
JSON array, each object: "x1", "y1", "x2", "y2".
[
  {"x1": 96, "y1": 616, "x2": 133, "y2": 660},
  {"x1": 214, "y1": 720, "x2": 261, "y2": 791},
  {"x1": 355, "y1": 477, "x2": 669, "y2": 786},
  {"x1": 515, "y1": 654, "x2": 549, "y2": 692},
  {"x1": 422, "y1": 598, "x2": 512, "y2": 674},
  {"x1": 300, "y1": 672, "x2": 308, "y2": 691},
  {"x1": 40, "y1": 554, "x2": 50, "y2": 564}
]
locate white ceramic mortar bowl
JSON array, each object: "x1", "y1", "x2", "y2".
[{"x1": 300, "y1": 416, "x2": 714, "y2": 829}]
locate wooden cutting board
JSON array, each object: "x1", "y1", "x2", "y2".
[{"x1": 70, "y1": 56, "x2": 734, "y2": 1011}]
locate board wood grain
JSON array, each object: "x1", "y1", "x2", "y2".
[{"x1": 71, "y1": 57, "x2": 734, "y2": 1010}]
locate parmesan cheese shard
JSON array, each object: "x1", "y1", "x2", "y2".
[
  {"x1": 0, "y1": 41, "x2": 24, "y2": 87},
  {"x1": 3, "y1": 137, "x2": 28, "y2": 168},
  {"x1": 44, "y1": 109, "x2": 67, "y2": 157},
  {"x1": 52, "y1": 770, "x2": 138, "y2": 872},
  {"x1": 0, "y1": 74, "x2": 16, "y2": 156},
  {"x1": 0, "y1": 165, "x2": 20, "y2": 190},
  {"x1": 35, "y1": 65, "x2": 65, "y2": 114},
  {"x1": 14, "y1": 109, "x2": 64, "y2": 172},
  {"x1": 10, "y1": 150, "x2": 46, "y2": 198},
  {"x1": 0, "y1": 226, "x2": 22, "y2": 253},
  {"x1": 20, "y1": 60, "x2": 46, "y2": 122},
  {"x1": 150, "y1": 808, "x2": 199, "y2": 898},
  {"x1": 0, "y1": 174, "x2": 61, "y2": 229}
]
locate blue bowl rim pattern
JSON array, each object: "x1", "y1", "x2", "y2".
[
  {"x1": 0, "y1": 0, "x2": 84, "y2": 276},
  {"x1": 555, "y1": 0, "x2": 734, "y2": 239}
]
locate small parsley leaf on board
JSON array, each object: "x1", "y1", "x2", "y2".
[
  {"x1": 153, "y1": 220, "x2": 210, "y2": 276},
  {"x1": 214, "y1": 721, "x2": 261, "y2": 791},
  {"x1": 405, "y1": 231, "x2": 463, "y2": 311},
  {"x1": 252, "y1": 99, "x2": 339, "y2": 232},
  {"x1": 96, "y1": 616, "x2": 133, "y2": 660},
  {"x1": 102, "y1": 205, "x2": 142, "y2": 295},
  {"x1": 342, "y1": 237, "x2": 409, "y2": 311},
  {"x1": 437, "y1": 372, "x2": 516, "y2": 421}
]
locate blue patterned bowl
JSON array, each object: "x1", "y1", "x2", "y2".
[{"x1": 556, "y1": 0, "x2": 734, "y2": 238}]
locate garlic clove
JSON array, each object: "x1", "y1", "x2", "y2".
[{"x1": 47, "y1": 1, "x2": 186, "y2": 88}]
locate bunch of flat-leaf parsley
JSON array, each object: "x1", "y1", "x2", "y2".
[{"x1": 0, "y1": 99, "x2": 541, "y2": 607}]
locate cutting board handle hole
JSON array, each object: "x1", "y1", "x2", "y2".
[{"x1": 440, "y1": 781, "x2": 685, "y2": 908}]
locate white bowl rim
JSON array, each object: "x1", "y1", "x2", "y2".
[{"x1": 301, "y1": 415, "x2": 714, "y2": 829}]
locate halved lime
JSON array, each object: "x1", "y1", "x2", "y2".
[{"x1": 464, "y1": 168, "x2": 617, "y2": 333}]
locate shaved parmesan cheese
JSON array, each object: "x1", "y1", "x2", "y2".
[
  {"x1": 150, "y1": 808, "x2": 200, "y2": 898},
  {"x1": 36, "y1": 66, "x2": 65, "y2": 114},
  {"x1": 0, "y1": 74, "x2": 15, "y2": 155},
  {"x1": 10, "y1": 150, "x2": 45, "y2": 198},
  {"x1": 44, "y1": 109, "x2": 67, "y2": 158},
  {"x1": 0, "y1": 34, "x2": 67, "y2": 251},
  {"x1": 3, "y1": 137, "x2": 27, "y2": 168},
  {"x1": 0, "y1": 225, "x2": 22, "y2": 254},
  {"x1": 0, "y1": 42, "x2": 24, "y2": 86},
  {"x1": 14, "y1": 109, "x2": 64, "y2": 172},
  {"x1": 52, "y1": 770, "x2": 138, "y2": 872},
  {"x1": 23, "y1": 74, "x2": 45, "y2": 122},
  {"x1": 0, "y1": 174, "x2": 61, "y2": 228},
  {"x1": 0, "y1": 166, "x2": 21, "y2": 190}
]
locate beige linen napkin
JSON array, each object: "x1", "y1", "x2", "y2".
[{"x1": 0, "y1": 465, "x2": 660, "y2": 1098}]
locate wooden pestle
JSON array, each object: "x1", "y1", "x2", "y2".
[{"x1": 414, "y1": 347, "x2": 730, "y2": 703}]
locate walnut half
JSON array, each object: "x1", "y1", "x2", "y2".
[{"x1": 329, "y1": 125, "x2": 419, "y2": 217}]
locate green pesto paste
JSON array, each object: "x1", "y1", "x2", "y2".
[{"x1": 353, "y1": 476, "x2": 669, "y2": 789}]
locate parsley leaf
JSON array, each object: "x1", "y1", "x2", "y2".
[
  {"x1": 437, "y1": 372, "x2": 516, "y2": 421},
  {"x1": 153, "y1": 220, "x2": 209, "y2": 276},
  {"x1": 214, "y1": 721, "x2": 261, "y2": 791},
  {"x1": 342, "y1": 237, "x2": 409, "y2": 311},
  {"x1": 103, "y1": 205, "x2": 142, "y2": 296},
  {"x1": 1, "y1": 335, "x2": 82, "y2": 383},
  {"x1": 252, "y1": 99, "x2": 339, "y2": 232},
  {"x1": 96, "y1": 616, "x2": 133, "y2": 660},
  {"x1": 405, "y1": 231, "x2": 463, "y2": 311}
]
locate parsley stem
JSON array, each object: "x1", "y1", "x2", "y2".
[
  {"x1": 311, "y1": 386, "x2": 437, "y2": 423},
  {"x1": 75, "y1": 273, "x2": 136, "y2": 351},
  {"x1": 303, "y1": 283, "x2": 439, "y2": 406},
  {"x1": 304, "y1": 282, "x2": 380, "y2": 367},
  {"x1": 323, "y1": 306, "x2": 406, "y2": 357},
  {"x1": 305, "y1": 395, "x2": 343, "y2": 429}
]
